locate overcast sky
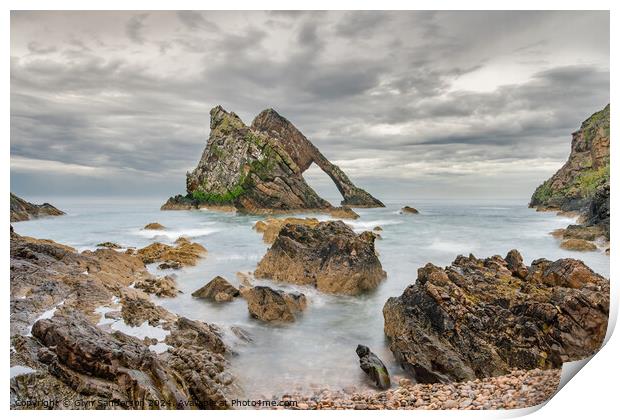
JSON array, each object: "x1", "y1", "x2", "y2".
[{"x1": 10, "y1": 11, "x2": 609, "y2": 201}]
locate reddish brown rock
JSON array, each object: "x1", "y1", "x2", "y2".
[{"x1": 383, "y1": 250, "x2": 608, "y2": 383}]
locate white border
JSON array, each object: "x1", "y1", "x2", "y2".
[{"x1": 2, "y1": 1, "x2": 616, "y2": 419}]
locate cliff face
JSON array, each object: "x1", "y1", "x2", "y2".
[
  {"x1": 10, "y1": 193, "x2": 65, "y2": 222},
  {"x1": 530, "y1": 105, "x2": 610, "y2": 237},
  {"x1": 162, "y1": 106, "x2": 383, "y2": 213}
]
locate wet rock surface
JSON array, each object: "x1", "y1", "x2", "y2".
[
  {"x1": 400, "y1": 206, "x2": 419, "y2": 214},
  {"x1": 10, "y1": 231, "x2": 238, "y2": 410},
  {"x1": 383, "y1": 250, "x2": 608, "y2": 383},
  {"x1": 135, "y1": 237, "x2": 206, "y2": 267},
  {"x1": 10, "y1": 193, "x2": 65, "y2": 222},
  {"x1": 255, "y1": 221, "x2": 386, "y2": 295},
  {"x1": 192, "y1": 276, "x2": 240, "y2": 302},
  {"x1": 356, "y1": 345, "x2": 391, "y2": 390},
  {"x1": 144, "y1": 222, "x2": 165, "y2": 230},
  {"x1": 135, "y1": 275, "x2": 179, "y2": 297},
  {"x1": 241, "y1": 285, "x2": 307, "y2": 323}
]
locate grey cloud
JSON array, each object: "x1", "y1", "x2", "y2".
[
  {"x1": 126, "y1": 13, "x2": 149, "y2": 44},
  {"x1": 10, "y1": 11, "x2": 610, "y2": 199}
]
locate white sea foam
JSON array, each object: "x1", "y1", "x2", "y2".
[
  {"x1": 110, "y1": 319, "x2": 170, "y2": 342},
  {"x1": 427, "y1": 239, "x2": 474, "y2": 254},
  {"x1": 345, "y1": 219, "x2": 402, "y2": 232},
  {"x1": 132, "y1": 226, "x2": 218, "y2": 241},
  {"x1": 10, "y1": 365, "x2": 36, "y2": 379},
  {"x1": 27, "y1": 300, "x2": 65, "y2": 337}
]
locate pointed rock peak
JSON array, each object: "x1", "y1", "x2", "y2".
[
  {"x1": 210, "y1": 105, "x2": 245, "y2": 131},
  {"x1": 251, "y1": 108, "x2": 292, "y2": 131}
]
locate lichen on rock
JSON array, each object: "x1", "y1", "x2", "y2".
[{"x1": 163, "y1": 106, "x2": 383, "y2": 213}]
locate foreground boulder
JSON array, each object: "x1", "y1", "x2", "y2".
[
  {"x1": 10, "y1": 193, "x2": 65, "y2": 222},
  {"x1": 241, "y1": 285, "x2": 306, "y2": 322},
  {"x1": 135, "y1": 237, "x2": 206, "y2": 267},
  {"x1": 383, "y1": 250, "x2": 609, "y2": 383},
  {"x1": 255, "y1": 221, "x2": 386, "y2": 295},
  {"x1": 162, "y1": 106, "x2": 383, "y2": 213},
  {"x1": 192, "y1": 276, "x2": 240, "y2": 302},
  {"x1": 356, "y1": 345, "x2": 391, "y2": 390}
]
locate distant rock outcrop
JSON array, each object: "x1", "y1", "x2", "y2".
[
  {"x1": 383, "y1": 250, "x2": 609, "y2": 384},
  {"x1": 10, "y1": 193, "x2": 64, "y2": 222},
  {"x1": 530, "y1": 105, "x2": 610, "y2": 241},
  {"x1": 162, "y1": 106, "x2": 383, "y2": 213}
]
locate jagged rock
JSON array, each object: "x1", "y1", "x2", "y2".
[
  {"x1": 356, "y1": 345, "x2": 391, "y2": 390},
  {"x1": 587, "y1": 182, "x2": 610, "y2": 240},
  {"x1": 136, "y1": 237, "x2": 206, "y2": 267},
  {"x1": 253, "y1": 217, "x2": 320, "y2": 244},
  {"x1": 383, "y1": 250, "x2": 609, "y2": 383},
  {"x1": 400, "y1": 206, "x2": 419, "y2": 214},
  {"x1": 162, "y1": 106, "x2": 383, "y2": 213},
  {"x1": 560, "y1": 239, "x2": 598, "y2": 252},
  {"x1": 119, "y1": 290, "x2": 177, "y2": 327},
  {"x1": 10, "y1": 231, "x2": 153, "y2": 335},
  {"x1": 241, "y1": 285, "x2": 307, "y2": 322},
  {"x1": 192, "y1": 276, "x2": 240, "y2": 303},
  {"x1": 96, "y1": 242, "x2": 121, "y2": 249},
  {"x1": 134, "y1": 275, "x2": 179, "y2": 297},
  {"x1": 31, "y1": 310, "x2": 191, "y2": 408},
  {"x1": 373, "y1": 226, "x2": 383, "y2": 232},
  {"x1": 144, "y1": 222, "x2": 165, "y2": 230},
  {"x1": 505, "y1": 249, "x2": 529, "y2": 279},
  {"x1": 164, "y1": 317, "x2": 238, "y2": 408},
  {"x1": 530, "y1": 105, "x2": 610, "y2": 240},
  {"x1": 10, "y1": 193, "x2": 65, "y2": 222},
  {"x1": 255, "y1": 221, "x2": 386, "y2": 295}
]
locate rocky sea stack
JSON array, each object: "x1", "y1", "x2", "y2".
[
  {"x1": 383, "y1": 250, "x2": 609, "y2": 384},
  {"x1": 530, "y1": 105, "x2": 610, "y2": 241},
  {"x1": 162, "y1": 106, "x2": 383, "y2": 213},
  {"x1": 255, "y1": 220, "x2": 386, "y2": 295},
  {"x1": 10, "y1": 193, "x2": 65, "y2": 222}
]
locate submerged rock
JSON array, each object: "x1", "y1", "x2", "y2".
[
  {"x1": 356, "y1": 345, "x2": 391, "y2": 390},
  {"x1": 143, "y1": 222, "x2": 165, "y2": 230},
  {"x1": 383, "y1": 250, "x2": 609, "y2": 383},
  {"x1": 241, "y1": 285, "x2": 307, "y2": 323},
  {"x1": 560, "y1": 238, "x2": 598, "y2": 252},
  {"x1": 255, "y1": 221, "x2": 386, "y2": 295},
  {"x1": 163, "y1": 106, "x2": 383, "y2": 213},
  {"x1": 96, "y1": 241, "x2": 121, "y2": 249},
  {"x1": 192, "y1": 276, "x2": 240, "y2": 302},
  {"x1": 400, "y1": 206, "x2": 419, "y2": 214},
  {"x1": 10, "y1": 193, "x2": 65, "y2": 222},
  {"x1": 329, "y1": 206, "x2": 360, "y2": 220},
  {"x1": 136, "y1": 237, "x2": 206, "y2": 267}
]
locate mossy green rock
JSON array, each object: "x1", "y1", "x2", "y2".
[
  {"x1": 530, "y1": 104, "x2": 610, "y2": 239},
  {"x1": 163, "y1": 106, "x2": 383, "y2": 213}
]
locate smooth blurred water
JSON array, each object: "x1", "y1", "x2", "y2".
[{"x1": 12, "y1": 196, "x2": 609, "y2": 398}]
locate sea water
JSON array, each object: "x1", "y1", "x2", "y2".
[{"x1": 12, "y1": 196, "x2": 610, "y2": 398}]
